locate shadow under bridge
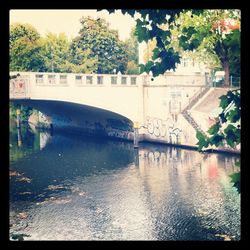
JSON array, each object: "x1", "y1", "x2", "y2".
[{"x1": 12, "y1": 99, "x2": 134, "y2": 140}]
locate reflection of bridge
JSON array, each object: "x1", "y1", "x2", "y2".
[{"x1": 10, "y1": 71, "x2": 237, "y2": 152}]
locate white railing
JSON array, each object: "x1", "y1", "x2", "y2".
[{"x1": 9, "y1": 72, "x2": 141, "y2": 87}]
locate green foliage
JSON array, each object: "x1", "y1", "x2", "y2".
[
  {"x1": 72, "y1": 17, "x2": 128, "y2": 74},
  {"x1": 9, "y1": 19, "x2": 129, "y2": 74},
  {"x1": 196, "y1": 131, "x2": 209, "y2": 151},
  {"x1": 207, "y1": 122, "x2": 220, "y2": 135},
  {"x1": 10, "y1": 233, "x2": 30, "y2": 241},
  {"x1": 230, "y1": 172, "x2": 240, "y2": 193},
  {"x1": 10, "y1": 102, "x2": 34, "y2": 122},
  {"x1": 126, "y1": 61, "x2": 139, "y2": 74},
  {"x1": 124, "y1": 28, "x2": 139, "y2": 74},
  {"x1": 196, "y1": 89, "x2": 240, "y2": 151},
  {"x1": 196, "y1": 89, "x2": 240, "y2": 192},
  {"x1": 105, "y1": 9, "x2": 184, "y2": 76},
  {"x1": 178, "y1": 10, "x2": 240, "y2": 85},
  {"x1": 10, "y1": 23, "x2": 46, "y2": 72},
  {"x1": 41, "y1": 32, "x2": 72, "y2": 72},
  {"x1": 116, "y1": 9, "x2": 240, "y2": 82}
]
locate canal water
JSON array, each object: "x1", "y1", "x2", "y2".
[{"x1": 9, "y1": 124, "x2": 240, "y2": 241}]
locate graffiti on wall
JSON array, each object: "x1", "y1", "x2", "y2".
[
  {"x1": 145, "y1": 116, "x2": 182, "y2": 143},
  {"x1": 10, "y1": 77, "x2": 27, "y2": 97}
]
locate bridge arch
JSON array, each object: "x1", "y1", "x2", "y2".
[{"x1": 11, "y1": 99, "x2": 135, "y2": 141}]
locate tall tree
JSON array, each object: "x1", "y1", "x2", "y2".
[
  {"x1": 176, "y1": 10, "x2": 240, "y2": 86},
  {"x1": 67, "y1": 41, "x2": 98, "y2": 73},
  {"x1": 41, "y1": 32, "x2": 98, "y2": 73},
  {"x1": 72, "y1": 17, "x2": 128, "y2": 74},
  {"x1": 105, "y1": 9, "x2": 240, "y2": 85},
  {"x1": 41, "y1": 32, "x2": 71, "y2": 72},
  {"x1": 104, "y1": 9, "x2": 185, "y2": 76},
  {"x1": 124, "y1": 28, "x2": 139, "y2": 74},
  {"x1": 10, "y1": 23, "x2": 46, "y2": 72}
]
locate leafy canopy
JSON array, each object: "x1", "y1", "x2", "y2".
[{"x1": 72, "y1": 17, "x2": 128, "y2": 74}]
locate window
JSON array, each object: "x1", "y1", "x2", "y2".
[
  {"x1": 97, "y1": 76, "x2": 103, "y2": 85},
  {"x1": 111, "y1": 76, "x2": 117, "y2": 85},
  {"x1": 59, "y1": 75, "x2": 67, "y2": 84},
  {"x1": 182, "y1": 58, "x2": 188, "y2": 67},
  {"x1": 75, "y1": 75, "x2": 82, "y2": 84},
  {"x1": 121, "y1": 77, "x2": 127, "y2": 85},
  {"x1": 35, "y1": 74, "x2": 44, "y2": 84},
  {"x1": 48, "y1": 74, "x2": 56, "y2": 84},
  {"x1": 86, "y1": 76, "x2": 93, "y2": 84},
  {"x1": 192, "y1": 59, "x2": 195, "y2": 67},
  {"x1": 131, "y1": 77, "x2": 136, "y2": 85}
]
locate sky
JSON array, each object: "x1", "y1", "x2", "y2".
[{"x1": 10, "y1": 9, "x2": 137, "y2": 41}]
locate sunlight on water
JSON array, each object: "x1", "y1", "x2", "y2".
[{"x1": 9, "y1": 124, "x2": 240, "y2": 241}]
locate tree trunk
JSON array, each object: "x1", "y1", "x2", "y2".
[{"x1": 223, "y1": 60, "x2": 230, "y2": 87}]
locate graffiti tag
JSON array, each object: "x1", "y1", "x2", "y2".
[{"x1": 145, "y1": 116, "x2": 182, "y2": 142}]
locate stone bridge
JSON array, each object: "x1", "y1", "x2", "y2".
[{"x1": 10, "y1": 71, "x2": 237, "y2": 152}]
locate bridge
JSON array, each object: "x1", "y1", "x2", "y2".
[{"x1": 10, "y1": 71, "x2": 236, "y2": 151}]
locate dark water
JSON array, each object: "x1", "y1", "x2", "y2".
[{"x1": 9, "y1": 124, "x2": 240, "y2": 241}]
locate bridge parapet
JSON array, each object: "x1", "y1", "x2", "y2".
[{"x1": 10, "y1": 72, "x2": 141, "y2": 86}]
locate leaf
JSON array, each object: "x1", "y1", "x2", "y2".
[
  {"x1": 219, "y1": 113, "x2": 227, "y2": 123},
  {"x1": 207, "y1": 123, "x2": 220, "y2": 135},
  {"x1": 10, "y1": 233, "x2": 30, "y2": 241},
  {"x1": 145, "y1": 61, "x2": 154, "y2": 72},
  {"x1": 196, "y1": 131, "x2": 206, "y2": 140},
  {"x1": 219, "y1": 95, "x2": 229, "y2": 109},
  {"x1": 227, "y1": 108, "x2": 240, "y2": 123},
  {"x1": 196, "y1": 131, "x2": 209, "y2": 150},
  {"x1": 230, "y1": 172, "x2": 240, "y2": 184},
  {"x1": 235, "y1": 160, "x2": 240, "y2": 168},
  {"x1": 210, "y1": 134, "x2": 224, "y2": 147},
  {"x1": 152, "y1": 48, "x2": 160, "y2": 60},
  {"x1": 139, "y1": 64, "x2": 146, "y2": 74}
]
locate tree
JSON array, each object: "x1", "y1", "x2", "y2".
[
  {"x1": 67, "y1": 42, "x2": 98, "y2": 73},
  {"x1": 104, "y1": 9, "x2": 240, "y2": 85},
  {"x1": 104, "y1": 9, "x2": 187, "y2": 76},
  {"x1": 72, "y1": 17, "x2": 128, "y2": 74},
  {"x1": 10, "y1": 23, "x2": 46, "y2": 72},
  {"x1": 124, "y1": 28, "x2": 139, "y2": 74},
  {"x1": 175, "y1": 10, "x2": 240, "y2": 86},
  {"x1": 41, "y1": 32, "x2": 71, "y2": 72},
  {"x1": 169, "y1": 14, "x2": 222, "y2": 75}
]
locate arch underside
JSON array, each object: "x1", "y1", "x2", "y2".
[{"x1": 11, "y1": 99, "x2": 134, "y2": 141}]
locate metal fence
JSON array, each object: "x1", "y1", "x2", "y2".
[{"x1": 211, "y1": 76, "x2": 240, "y2": 88}]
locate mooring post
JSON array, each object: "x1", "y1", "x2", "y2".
[
  {"x1": 134, "y1": 147, "x2": 139, "y2": 166},
  {"x1": 133, "y1": 121, "x2": 139, "y2": 148},
  {"x1": 17, "y1": 127, "x2": 22, "y2": 147},
  {"x1": 16, "y1": 109, "x2": 21, "y2": 128}
]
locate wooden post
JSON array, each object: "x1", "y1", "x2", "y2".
[
  {"x1": 16, "y1": 109, "x2": 21, "y2": 128},
  {"x1": 17, "y1": 127, "x2": 22, "y2": 147},
  {"x1": 134, "y1": 148, "x2": 139, "y2": 166},
  {"x1": 133, "y1": 121, "x2": 139, "y2": 148}
]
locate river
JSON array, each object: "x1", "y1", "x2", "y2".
[{"x1": 9, "y1": 123, "x2": 240, "y2": 241}]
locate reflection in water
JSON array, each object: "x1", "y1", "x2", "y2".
[{"x1": 9, "y1": 124, "x2": 240, "y2": 241}]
